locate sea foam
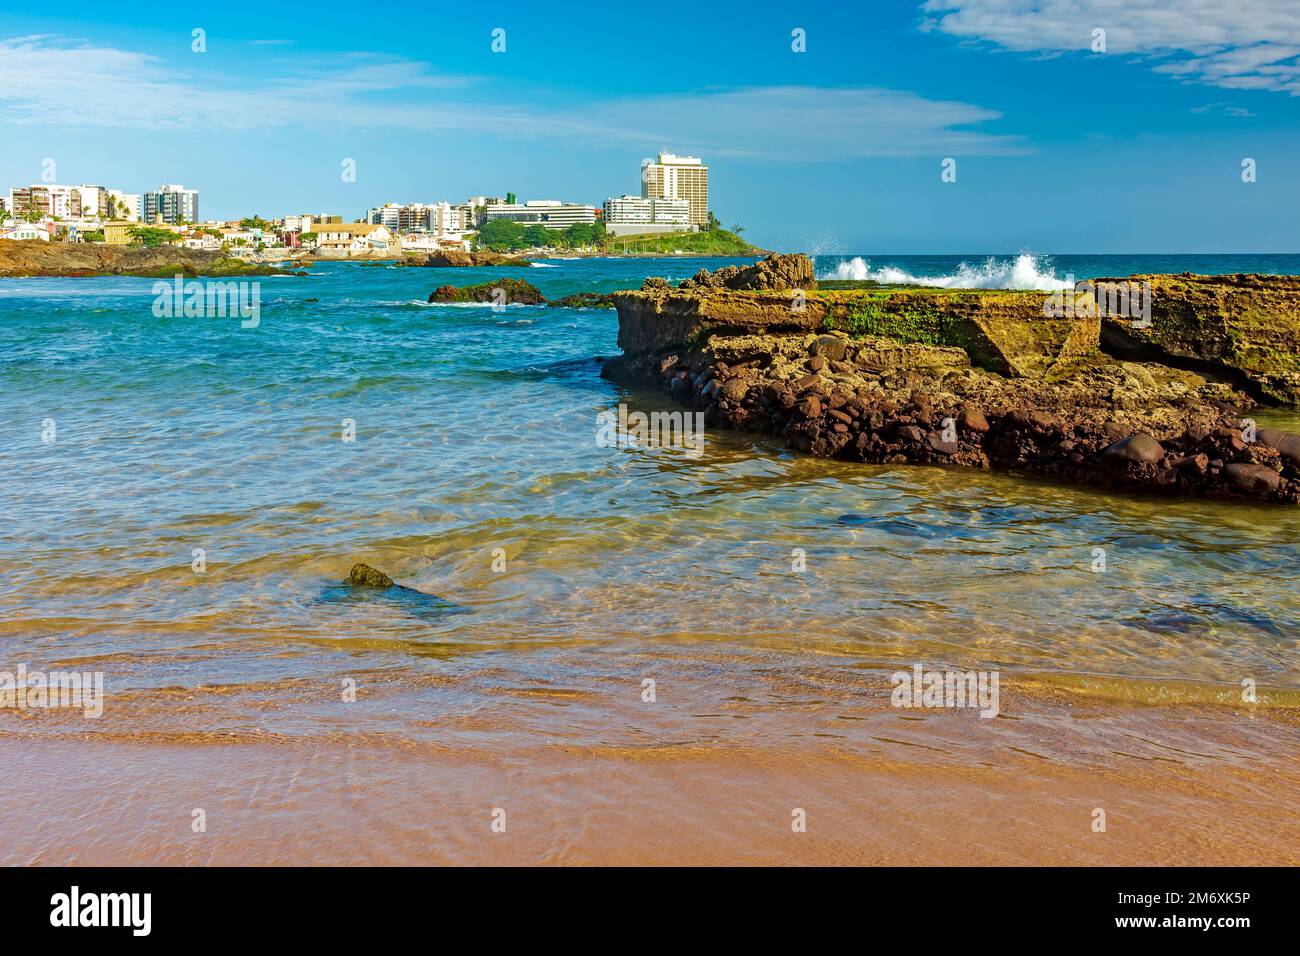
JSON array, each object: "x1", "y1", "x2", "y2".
[{"x1": 821, "y1": 253, "x2": 1071, "y2": 291}]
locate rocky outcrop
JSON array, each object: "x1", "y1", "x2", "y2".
[
  {"x1": 404, "y1": 250, "x2": 533, "y2": 268},
  {"x1": 602, "y1": 257, "x2": 1300, "y2": 504},
  {"x1": 0, "y1": 239, "x2": 299, "y2": 277},
  {"x1": 427, "y1": 278, "x2": 546, "y2": 304},
  {"x1": 1094, "y1": 273, "x2": 1300, "y2": 404},
  {"x1": 677, "y1": 253, "x2": 816, "y2": 292}
]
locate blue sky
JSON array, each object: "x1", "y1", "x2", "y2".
[{"x1": 1, "y1": 0, "x2": 1298, "y2": 252}]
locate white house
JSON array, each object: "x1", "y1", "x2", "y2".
[
  {"x1": 312, "y1": 222, "x2": 393, "y2": 254},
  {"x1": 0, "y1": 219, "x2": 53, "y2": 241}
]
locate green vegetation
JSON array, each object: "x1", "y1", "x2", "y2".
[
  {"x1": 603, "y1": 228, "x2": 762, "y2": 256},
  {"x1": 80, "y1": 230, "x2": 105, "y2": 243},
  {"x1": 240, "y1": 215, "x2": 274, "y2": 231},
  {"x1": 475, "y1": 219, "x2": 608, "y2": 252},
  {"x1": 128, "y1": 226, "x2": 182, "y2": 248}
]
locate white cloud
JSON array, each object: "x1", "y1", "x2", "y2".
[
  {"x1": 0, "y1": 35, "x2": 1022, "y2": 159},
  {"x1": 921, "y1": 0, "x2": 1300, "y2": 95}
]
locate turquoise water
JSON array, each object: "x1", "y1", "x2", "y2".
[{"x1": 1, "y1": 254, "x2": 1298, "y2": 740}]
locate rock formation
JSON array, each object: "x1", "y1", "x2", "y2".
[
  {"x1": 0, "y1": 239, "x2": 299, "y2": 277},
  {"x1": 404, "y1": 250, "x2": 533, "y2": 268},
  {"x1": 602, "y1": 257, "x2": 1300, "y2": 504},
  {"x1": 427, "y1": 278, "x2": 546, "y2": 305}
]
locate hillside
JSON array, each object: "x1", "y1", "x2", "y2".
[{"x1": 602, "y1": 229, "x2": 767, "y2": 257}]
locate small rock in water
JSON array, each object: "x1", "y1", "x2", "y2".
[{"x1": 347, "y1": 562, "x2": 395, "y2": 588}]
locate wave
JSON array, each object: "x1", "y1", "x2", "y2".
[
  {"x1": 821, "y1": 253, "x2": 1071, "y2": 291},
  {"x1": 529, "y1": 262, "x2": 559, "y2": 268}
]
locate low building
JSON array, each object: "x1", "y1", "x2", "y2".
[
  {"x1": 480, "y1": 200, "x2": 599, "y2": 230},
  {"x1": 1, "y1": 220, "x2": 53, "y2": 241},
  {"x1": 603, "y1": 195, "x2": 694, "y2": 236},
  {"x1": 103, "y1": 221, "x2": 135, "y2": 245},
  {"x1": 311, "y1": 222, "x2": 393, "y2": 254}
]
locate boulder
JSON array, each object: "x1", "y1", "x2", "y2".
[
  {"x1": 1223, "y1": 462, "x2": 1282, "y2": 494},
  {"x1": 1257, "y1": 427, "x2": 1300, "y2": 466},
  {"x1": 1102, "y1": 433, "x2": 1165, "y2": 465},
  {"x1": 347, "y1": 563, "x2": 394, "y2": 588}
]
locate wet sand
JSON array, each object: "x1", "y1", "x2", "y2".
[{"x1": 4, "y1": 663, "x2": 1296, "y2": 866}]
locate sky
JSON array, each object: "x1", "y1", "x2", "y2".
[{"x1": 1, "y1": 0, "x2": 1298, "y2": 253}]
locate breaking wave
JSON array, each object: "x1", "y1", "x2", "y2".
[{"x1": 821, "y1": 253, "x2": 1071, "y2": 291}]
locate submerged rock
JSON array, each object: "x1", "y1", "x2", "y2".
[
  {"x1": 346, "y1": 563, "x2": 395, "y2": 588},
  {"x1": 547, "y1": 292, "x2": 616, "y2": 309}
]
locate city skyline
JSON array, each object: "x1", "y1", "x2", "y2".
[{"x1": 1, "y1": 2, "x2": 1300, "y2": 252}]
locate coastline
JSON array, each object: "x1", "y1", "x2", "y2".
[{"x1": 3, "y1": 251, "x2": 1297, "y2": 869}]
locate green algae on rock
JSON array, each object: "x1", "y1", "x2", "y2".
[
  {"x1": 602, "y1": 255, "x2": 1300, "y2": 504},
  {"x1": 427, "y1": 278, "x2": 546, "y2": 305}
]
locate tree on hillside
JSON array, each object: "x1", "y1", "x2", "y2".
[{"x1": 522, "y1": 224, "x2": 548, "y2": 248}]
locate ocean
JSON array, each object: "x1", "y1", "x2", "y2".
[{"x1": 2, "y1": 252, "x2": 1297, "y2": 864}]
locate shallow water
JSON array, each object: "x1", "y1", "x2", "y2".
[{"x1": 1, "y1": 255, "x2": 1297, "y2": 864}]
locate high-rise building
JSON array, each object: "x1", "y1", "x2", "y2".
[
  {"x1": 142, "y1": 184, "x2": 199, "y2": 224},
  {"x1": 641, "y1": 153, "x2": 708, "y2": 227}
]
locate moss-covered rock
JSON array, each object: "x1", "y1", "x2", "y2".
[
  {"x1": 427, "y1": 278, "x2": 545, "y2": 304},
  {"x1": 1094, "y1": 273, "x2": 1300, "y2": 404}
]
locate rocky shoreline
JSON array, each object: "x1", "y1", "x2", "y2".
[
  {"x1": 600, "y1": 255, "x2": 1300, "y2": 504},
  {"x1": 0, "y1": 239, "x2": 301, "y2": 277},
  {"x1": 400, "y1": 250, "x2": 534, "y2": 268}
]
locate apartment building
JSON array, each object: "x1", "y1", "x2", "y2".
[
  {"x1": 479, "y1": 200, "x2": 599, "y2": 230},
  {"x1": 602, "y1": 195, "x2": 693, "y2": 236},
  {"x1": 141, "y1": 184, "x2": 200, "y2": 224},
  {"x1": 640, "y1": 153, "x2": 709, "y2": 227}
]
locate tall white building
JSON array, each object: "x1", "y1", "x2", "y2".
[{"x1": 641, "y1": 153, "x2": 709, "y2": 227}]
